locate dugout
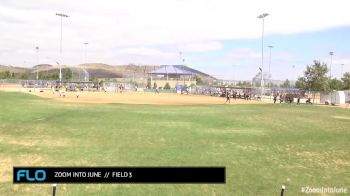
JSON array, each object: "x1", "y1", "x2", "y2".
[{"x1": 320, "y1": 91, "x2": 347, "y2": 105}]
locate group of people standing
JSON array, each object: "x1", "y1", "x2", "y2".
[
  {"x1": 225, "y1": 91, "x2": 252, "y2": 103},
  {"x1": 51, "y1": 85, "x2": 81, "y2": 98},
  {"x1": 273, "y1": 94, "x2": 301, "y2": 104}
]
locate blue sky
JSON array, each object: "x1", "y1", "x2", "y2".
[
  {"x1": 1, "y1": 0, "x2": 350, "y2": 81},
  {"x1": 185, "y1": 26, "x2": 350, "y2": 80}
]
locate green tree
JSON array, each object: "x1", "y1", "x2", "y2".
[
  {"x1": 20, "y1": 72, "x2": 29, "y2": 79},
  {"x1": 64, "y1": 68, "x2": 72, "y2": 81},
  {"x1": 295, "y1": 77, "x2": 306, "y2": 89},
  {"x1": 99, "y1": 80, "x2": 104, "y2": 86},
  {"x1": 0, "y1": 71, "x2": 11, "y2": 79},
  {"x1": 280, "y1": 79, "x2": 291, "y2": 88},
  {"x1": 329, "y1": 78, "x2": 343, "y2": 90},
  {"x1": 298, "y1": 60, "x2": 329, "y2": 92},
  {"x1": 341, "y1": 72, "x2": 350, "y2": 90},
  {"x1": 90, "y1": 76, "x2": 98, "y2": 82},
  {"x1": 146, "y1": 80, "x2": 151, "y2": 89},
  {"x1": 41, "y1": 70, "x2": 59, "y2": 80},
  {"x1": 51, "y1": 71, "x2": 59, "y2": 80},
  {"x1": 38, "y1": 71, "x2": 46, "y2": 80},
  {"x1": 268, "y1": 82, "x2": 279, "y2": 88},
  {"x1": 237, "y1": 81, "x2": 251, "y2": 87},
  {"x1": 164, "y1": 82, "x2": 171, "y2": 89},
  {"x1": 195, "y1": 76, "x2": 203, "y2": 85}
]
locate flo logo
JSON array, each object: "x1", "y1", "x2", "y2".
[{"x1": 16, "y1": 170, "x2": 46, "y2": 182}]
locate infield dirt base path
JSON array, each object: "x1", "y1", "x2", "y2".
[
  {"x1": 0, "y1": 84, "x2": 264, "y2": 105},
  {"x1": 2, "y1": 85, "x2": 349, "y2": 107},
  {"x1": 27, "y1": 90, "x2": 265, "y2": 105}
]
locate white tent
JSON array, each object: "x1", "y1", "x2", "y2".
[{"x1": 321, "y1": 91, "x2": 346, "y2": 105}]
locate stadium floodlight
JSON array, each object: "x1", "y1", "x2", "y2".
[
  {"x1": 56, "y1": 13, "x2": 69, "y2": 82},
  {"x1": 257, "y1": 13, "x2": 269, "y2": 96},
  {"x1": 329, "y1": 52, "x2": 334, "y2": 78},
  {"x1": 257, "y1": 13, "x2": 269, "y2": 19}
]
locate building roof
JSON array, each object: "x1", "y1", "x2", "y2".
[{"x1": 149, "y1": 65, "x2": 193, "y2": 75}]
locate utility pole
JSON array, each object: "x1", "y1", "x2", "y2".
[
  {"x1": 267, "y1": 45, "x2": 274, "y2": 82},
  {"x1": 35, "y1": 46, "x2": 39, "y2": 81},
  {"x1": 257, "y1": 13, "x2": 269, "y2": 96},
  {"x1": 83, "y1": 42, "x2": 88, "y2": 81},
  {"x1": 56, "y1": 13, "x2": 69, "y2": 82},
  {"x1": 329, "y1": 51, "x2": 334, "y2": 78},
  {"x1": 340, "y1": 64, "x2": 344, "y2": 77}
]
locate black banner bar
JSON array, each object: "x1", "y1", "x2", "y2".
[{"x1": 13, "y1": 167, "x2": 225, "y2": 184}]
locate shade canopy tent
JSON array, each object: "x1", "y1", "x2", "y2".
[
  {"x1": 148, "y1": 65, "x2": 193, "y2": 75},
  {"x1": 147, "y1": 65, "x2": 195, "y2": 88}
]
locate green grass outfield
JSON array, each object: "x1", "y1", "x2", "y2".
[{"x1": 0, "y1": 92, "x2": 349, "y2": 195}]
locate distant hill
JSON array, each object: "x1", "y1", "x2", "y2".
[
  {"x1": 0, "y1": 65, "x2": 29, "y2": 73},
  {"x1": 78, "y1": 63, "x2": 160, "y2": 79},
  {"x1": 0, "y1": 64, "x2": 61, "y2": 73},
  {"x1": 1, "y1": 63, "x2": 216, "y2": 82},
  {"x1": 77, "y1": 63, "x2": 216, "y2": 83},
  {"x1": 32, "y1": 64, "x2": 54, "y2": 70},
  {"x1": 77, "y1": 63, "x2": 125, "y2": 78}
]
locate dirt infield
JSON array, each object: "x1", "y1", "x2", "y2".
[
  {"x1": 0, "y1": 84, "x2": 264, "y2": 105},
  {"x1": 28, "y1": 90, "x2": 265, "y2": 105},
  {"x1": 0, "y1": 84, "x2": 22, "y2": 92},
  {"x1": 2, "y1": 85, "x2": 350, "y2": 107}
]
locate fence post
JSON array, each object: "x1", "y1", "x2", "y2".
[
  {"x1": 52, "y1": 184, "x2": 57, "y2": 196},
  {"x1": 280, "y1": 185, "x2": 285, "y2": 196}
]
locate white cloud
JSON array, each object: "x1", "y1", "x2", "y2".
[
  {"x1": 274, "y1": 52, "x2": 295, "y2": 60},
  {"x1": 333, "y1": 59, "x2": 350, "y2": 65},
  {"x1": 1, "y1": 0, "x2": 350, "y2": 67},
  {"x1": 225, "y1": 48, "x2": 261, "y2": 59},
  {"x1": 116, "y1": 47, "x2": 175, "y2": 57},
  {"x1": 178, "y1": 41, "x2": 223, "y2": 52}
]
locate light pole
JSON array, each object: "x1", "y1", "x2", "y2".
[
  {"x1": 45, "y1": 56, "x2": 50, "y2": 76},
  {"x1": 35, "y1": 46, "x2": 39, "y2": 81},
  {"x1": 329, "y1": 51, "x2": 334, "y2": 78},
  {"x1": 83, "y1": 42, "x2": 88, "y2": 81},
  {"x1": 179, "y1": 51, "x2": 186, "y2": 84},
  {"x1": 340, "y1": 64, "x2": 344, "y2": 78},
  {"x1": 232, "y1": 65, "x2": 237, "y2": 86},
  {"x1": 267, "y1": 45, "x2": 273, "y2": 81},
  {"x1": 56, "y1": 13, "x2": 69, "y2": 82},
  {"x1": 179, "y1": 51, "x2": 185, "y2": 65},
  {"x1": 258, "y1": 13, "x2": 269, "y2": 96}
]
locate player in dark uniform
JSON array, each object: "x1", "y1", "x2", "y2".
[{"x1": 225, "y1": 91, "x2": 231, "y2": 104}]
